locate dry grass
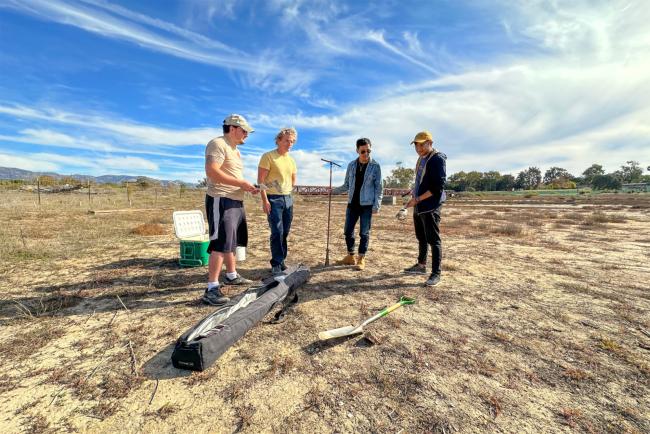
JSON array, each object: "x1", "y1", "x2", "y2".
[{"x1": 0, "y1": 189, "x2": 649, "y2": 433}]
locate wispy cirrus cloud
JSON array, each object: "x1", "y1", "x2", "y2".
[
  {"x1": 252, "y1": 1, "x2": 650, "y2": 177},
  {"x1": 0, "y1": 0, "x2": 313, "y2": 93},
  {"x1": 0, "y1": 103, "x2": 217, "y2": 146}
]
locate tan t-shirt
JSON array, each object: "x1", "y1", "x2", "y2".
[{"x1": 205, "y1": 136, "x2": 244, "y2": 200}]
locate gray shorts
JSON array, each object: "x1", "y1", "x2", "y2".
[{"x1": 205, "y1": 195, "x2": 248, "y2": 253}]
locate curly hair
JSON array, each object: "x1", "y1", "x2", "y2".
[{"x1": 275, "y1": 127, "x2": 297, "y2": 145}]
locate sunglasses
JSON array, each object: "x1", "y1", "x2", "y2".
[{"x1": 359, "y1": 149, "x2": 371, "y2": 155}]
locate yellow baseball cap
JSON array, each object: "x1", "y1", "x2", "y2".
[
  {"x1": 411, "y1": 131, "x2": 432, "y2": 144},
  {"x1": 223, "y1": 114, "x2": 254, "y2": 133}
]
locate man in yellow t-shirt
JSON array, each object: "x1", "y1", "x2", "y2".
[{"x1": 257, "y1": 127, "x2": 297, "y2": 275}]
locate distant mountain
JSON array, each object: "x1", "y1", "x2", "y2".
[{"x1": 0, "y1": 166, "x2": 189, "y2": 186}]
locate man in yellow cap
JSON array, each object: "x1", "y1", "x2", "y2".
[{"x1": 403, "y1": 131, "x2": 447, "y2": 286}]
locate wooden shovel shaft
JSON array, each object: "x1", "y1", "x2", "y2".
[{"x1": 361, "y1": 300, "x2": 406, "y2": 328}]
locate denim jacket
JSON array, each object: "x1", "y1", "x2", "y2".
[{"x1": 333, "y1": 158, "x2": 383, "y2": 211}]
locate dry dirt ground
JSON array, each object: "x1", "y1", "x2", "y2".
[{"x1": 0, "y1": 189, "x2": 649, "y2": 433}]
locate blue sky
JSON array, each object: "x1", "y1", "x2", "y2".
[{"x1": 1, "y1": 0, "x2": 648, "y2": 185}]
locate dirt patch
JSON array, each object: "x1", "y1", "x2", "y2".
[{"x1": 0, "y1": 189, "x2": 648, "y2": 433}]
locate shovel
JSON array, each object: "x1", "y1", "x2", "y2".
[{"x1": 318, "y1": 296, "x2": 415, "y2": 340}]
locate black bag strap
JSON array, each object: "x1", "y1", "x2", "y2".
[{"x1": 269, "y1": 288, "x2": 299, "y2": 324}]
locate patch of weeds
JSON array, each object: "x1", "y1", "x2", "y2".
[
  {"x1": 131, "y1": 223, "x2": 166, "y2": 236},
  {"x1": 88, "y1": 401, "x2": 120, "y2": 420},
  {"x1": 145, "y1": 403, "x2": 179, "y2": 420},
  {"x1": 2, "y1": 322, "x2": 65, "y2": 361},
  {"x1": 442, "y1": 262, "x2": 459, "y2": 271},
  {"x1": 482, "y1": 394, "x2": 502, "y2": 418},
  {"x1": 4, "y1": 248, "x2": 54, "y2": 262},
  {"x1": 221, "y1": 381, "x2": 247, "y2": 403},
  {"x1": 597, "y1": 337, "x2": 650, "y2": 376},
  {"x1": 23, "y1": 413, "x2": 52, "y2": 434},
  {"x1": 599, "y1": 337, "x2": 622, "y2": 353},
  {"x1": 590, "y1": 211, "x2": 626, "y2": 223},
  {"x1": 234, "y1": 403, "x2": 256, "y2": 432},
  {"x1": 491, "y1": 223, "x2": 524, "y2": 237},
  {"x1": 551, "y1": 267, "x2": 583, "y2": 278},
  {"x1": 263, "y1": 353, "x2": 297, "y2": 378},
  {"x1": 559, "y1": 407, "x2": 582, "y2": 428},
  {"x1": 301, "y1": 387, "x2": 334, "y2": 415},
  {"x1": 557, "y1": 281, "x2": 590, "y2": 295},
  {"x1": 580, "y1": 217, "x2": 607, "y2": 230},
  {"x1": 0, "y1": 373, "x2": 17, "y2": 394},
  {"x1": 525, "y1": 219, "x2": 543, "y2": 227},
  {"x1": 11, "y1": 292, "x2": 83, "y2": 319},
  {"x1": 412, "y1": 410, "x2": 458, "y2": 433},
  {"x1": 15, "y1": 399, "x2": 40, "y2": 415},
  {"x1": 563, "y1": 367, "x2": 592, "y2": 382},
  {"x1": 100, "y1": 373, "x2": 144, "y2": 399},
  {"x1": 489, "y1": 331, "x2": 513, "y2": 344}
]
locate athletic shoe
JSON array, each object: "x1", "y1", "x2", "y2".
[
  {"x1": 356, "y1": 256, "x2": 366, "y2": 271},
  {"x1": 425, "y1": 273, "x2": 441, "y2": 286},
  {"x1": 280, "y1": 262, "x2": 288, "y2": 271},
  {"x1": 339, "y1": 254, "x2": 356, "y2": 266},
  {"x1": 223, "y1": 274, "x2": 253, "y2": 285},
  {"x1": 271, "y1": 265, "x2": 283, "y2": 276},
  {"x1": 404, "y1": 263, "x2": 427, "y2": 274},
  {"x1": 202, "y1": 288, "x2": 229, "y2": 305}
]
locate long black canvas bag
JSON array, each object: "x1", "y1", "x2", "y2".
[{"x1": 171, "y1": 265, "x2": 309, "y2": 371}]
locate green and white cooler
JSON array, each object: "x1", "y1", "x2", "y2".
[{"x1": 173, "y1": 210, "x2": 210, "y2": 267}]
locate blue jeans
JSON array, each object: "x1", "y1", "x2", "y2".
[
  {"x1": 344, "y1": 205, "x2": 373, "y2": 255},
  {"x1": 267, "y1": 195, "x2": 293, "y2": 267}
]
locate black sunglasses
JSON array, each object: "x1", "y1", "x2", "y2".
[{"x1": 359, "y1": 149, "x2": 371, "y2": 155}]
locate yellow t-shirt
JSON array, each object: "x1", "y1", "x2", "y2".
[
  {"x1": 205, "y1": 136, "x2": 244, "y2": 200},
  {"x1": 258, "y1": 150, "x2": 297, "y2": 195}
]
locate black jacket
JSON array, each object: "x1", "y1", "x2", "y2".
[{"x1": 415, "y1": 151, "x2": 447, "y2": 214}]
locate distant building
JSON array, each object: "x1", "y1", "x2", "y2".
[{"x1": 622, "y1": 182, "x2": 650, "y2": 192}]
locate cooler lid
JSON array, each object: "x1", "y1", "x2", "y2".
[{"x1": 172, "y1": 210, "x2": 207, "y2": 239}]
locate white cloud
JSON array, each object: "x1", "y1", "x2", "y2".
[
  {"x1": 0, "y1": 152, "x2": 60, "y2": 172},
  {"x1": 104, "y1": 156, "x2": 158, "y2": 171},
  {"x1": 252, "y1": 1, "x2": 650, "y2": 177},
  {"x1": 0, "y1": 104, "x2": 218, "y2": 146},
  {"x1": 365, "y1": 30, "x2": 441, "y2": 75}
]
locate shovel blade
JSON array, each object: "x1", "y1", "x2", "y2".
[{"x1": 318, "y1": 325, "x2": 362, "y2": 340}]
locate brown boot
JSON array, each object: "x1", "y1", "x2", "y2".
[
  {"x1": 356, "y1": 255, "x2": 366, "y2": 270},
  {"x1": 338, "y1": 254, "x2": 356, "y2": 266}
]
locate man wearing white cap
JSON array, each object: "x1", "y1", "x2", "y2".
[
  {"x1": 202, "y1": 114, "x2": 259, "y2": 305},
  {"x1": 403, "y1": 131, "x2": 447, "y2": 286}
]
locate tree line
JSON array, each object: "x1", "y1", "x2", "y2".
[{"x1": 383, "y1": 161, "x2": 649, "y2": 191}]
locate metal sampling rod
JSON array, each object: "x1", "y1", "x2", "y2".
[{"x1": 321, "y1": 158, "x2": 341, "y2": 266}]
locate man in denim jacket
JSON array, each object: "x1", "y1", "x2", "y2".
[{"x1": 332, "y1": 138, "x2": 383, "y2": 270}]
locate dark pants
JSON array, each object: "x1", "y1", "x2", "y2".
[
  {"x1": 344, "y1": 204, "x2": 373, "y2": 255},
  {"x1": 414, "y1": 209, "x2": 442, "y2": 275},
  {"x1": 267, "y1": 195, "x2": 293, "y2": 267}
]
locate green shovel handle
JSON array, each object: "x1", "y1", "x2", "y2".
[{"x1": 378, "y1": 296, "x2": 415, "y2": 318}]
